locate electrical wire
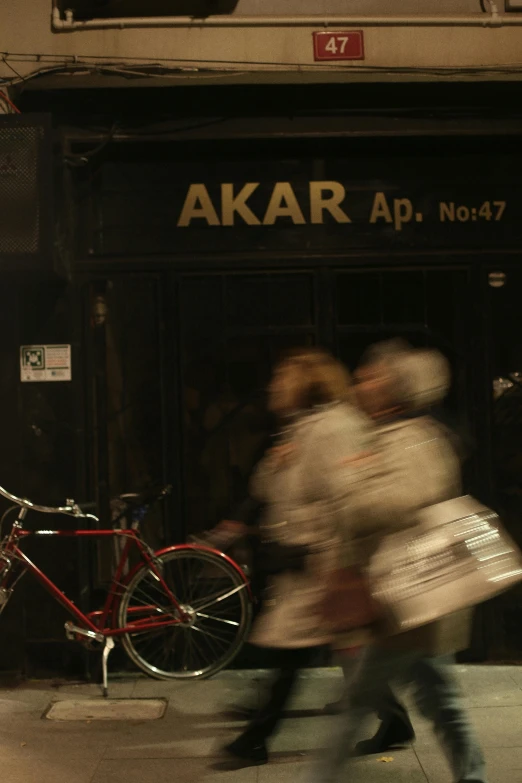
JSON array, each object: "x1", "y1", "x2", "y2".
[
  {"x1": 1, "y1": 56, "x2": 25, "y2": 83},
  {"x1": 65, "y1": 102, "x2": 522, "y2": 146},
  {"x1": 64, "y1": 122, "x2": 117, "y2": 167},
  {"x1": 0, "y1": 61, "x2": 250, "y2": 86},
  {"x1": 5, "y1": 47, "x2": 522, "y2": 71},
  {"x1": 0, "y1": 89, "x2": 20, "y2": 113},
  {"x1": 5, "y1": 54, "x2": 522, "y2": 86}
]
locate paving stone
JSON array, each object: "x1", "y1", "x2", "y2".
[
  {"x1": 0, "y1": 666, "x2": 521, "y2": 783},
  {"x1": 415, "y1": 746, "x2": 522, "y2": 783},
  {"x1": 0, "y1": 746, "x2": 102, "y2": 783},
  {"x1": 258, "y1": 751, "x2": 428, "y2": 783},
  {"x1": 92, "y1": 757, "x2": 257, "y2": 783},
  {"x1": 455, "y1": 664, "x2": 522, "y2": 707}
]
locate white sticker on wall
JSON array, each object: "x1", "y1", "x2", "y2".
[{"x1": 20, "y1": 345, "x2": 72, "y2": 382}]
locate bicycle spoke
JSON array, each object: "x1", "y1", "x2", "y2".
[
  {"x1": 191, "y1": 623, "x2": 235, "y2": 647},
  {"x1": 119, "y1": 549, "x2": 251, "y2": 679},
  {"x1": 156, "y1": 631, "x2": 176, "y2": 670},
  {"x1": 132, "y1": 628, "x2": 173, "y2": 657},
  {"x1": 196, "y1": 616, "x2": 236, "y2": 638},
  {"x1": 182, "y1": 627, "x2": 191, "y2": 672},
  {"x1": 134, "y1": 626, "x2": 180, "y2": 664},
  {"x1": 129, "y1": 625, "x2": 172, "y2": 642},
  {"x1": 185, "y1": 626, "x2": 208, "y2": 665},
  {"x1": 186, "y1": 557, "x2": 207, "y2": 604},
  {"x1": 128, "y1": 582, "x2": 177, "y2": 613},
  {"x1": 195, "y1": 612, "x2": 240, "y2": 627},
  {"x1": 191, "y1": 583, "x2": 247, "y2": 611},
  {"x1": 191, "y1": 633, "x2": 212, "y2": 666},
  {"x1": 188, "y1": 586, "x2": 231, "y2": 610},
  {"x1": 127, "y1": 583, "x2": 166, "y2": 607}
]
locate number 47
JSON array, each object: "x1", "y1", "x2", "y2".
[{"x1": 325, "y1": 36, "x2": 350, "y2": 55}]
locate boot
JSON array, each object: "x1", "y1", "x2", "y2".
[
  {"x1": 355, "y1": 715, "x2": 415, "y2": 755},
  {"x1": 225, "y1": 703, "x2": 257, "y2": 719},
  {"x1": 323, "y1": 698, "x2": 347, "y2": 715},
  {"x1": 222, "y1": 734, "x2": 269, "y2": 767}
]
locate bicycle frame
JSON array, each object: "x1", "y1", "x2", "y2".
[
  {"x1": 0, "y1": 483, "x2": 253, "y2": 694},
  {"x1": 0, "y1": 524, "x2": 231, "y2": 639}
]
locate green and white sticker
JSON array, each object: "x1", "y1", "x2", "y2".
[{"x1": 20, "y1": 345, "x2": 71, "y2": 382}]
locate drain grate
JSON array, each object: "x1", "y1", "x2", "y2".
[{"x1": 44, "y1": 698, "x2": 168, "y2": 721}]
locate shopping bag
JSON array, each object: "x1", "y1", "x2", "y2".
[{"x1": 370, "y1": 495, "x2": 522, "y2": 633}]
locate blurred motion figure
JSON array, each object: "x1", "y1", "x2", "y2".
[
  {"x1": 306, "y1": 340, "x2": 487, "y2": 783},
  {"x1": 222, "y1": 348, "x2": 372, "y2": 767}
]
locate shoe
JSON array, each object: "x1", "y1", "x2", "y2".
[
  {"x1": 224, "y1": 704, "x2": 257, "y2": 719},
  {"x1": 355, "y1": 719, "x2": 415, "y2": 755},
  {"x1": 323, "y1": 699, "x2": 346, "y2": 715},
  {"x1": 222, "y1": 737, "x2": 268, "y2": 767}
]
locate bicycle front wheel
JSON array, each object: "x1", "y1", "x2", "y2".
[{"x1": 118, "y1": 548, "x2": 252, "y2": 680}]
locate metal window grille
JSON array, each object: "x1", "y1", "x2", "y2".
[{"x1": 0, "y1": 114, "x2": 52, "y2": 268}]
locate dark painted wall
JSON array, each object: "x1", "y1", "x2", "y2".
[{"x1": 0, "y1": 279, "x2": 89, "y2": 675}]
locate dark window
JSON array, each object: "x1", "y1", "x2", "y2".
[{"x1": 180, "y1": 273, "x2": 315, "y2": 533}]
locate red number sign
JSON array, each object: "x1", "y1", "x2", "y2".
[{"x1": 312, "y1": 31, "x2": 365, "y2": 61}]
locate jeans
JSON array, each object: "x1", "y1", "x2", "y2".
[
  {"x1": 306, "y1": 648, "x2": 487, "y2": 783},
  {"x1": 336, "y1": 653, "x2": 413, "y2": 732}
]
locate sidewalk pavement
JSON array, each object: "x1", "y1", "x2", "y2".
[{"x1": 1, "y1": 664, "x2": 521, "y2": 783}]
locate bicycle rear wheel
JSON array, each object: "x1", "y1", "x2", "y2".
[{"x1": 118, "y1": 548, "x2": 252, "y2": 680}]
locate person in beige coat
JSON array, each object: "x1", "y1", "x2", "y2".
[
  {"x1": 305, "y1": 340, "x2": 487, "y2": 783},
  {"x1": 222, "y1": 347, "x2": 372, "y2": 767}
]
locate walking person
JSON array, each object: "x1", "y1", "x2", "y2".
[
  {"x1": 204, "y1": 368, "x2": 414, "y2": 750},
  {"x1": 304, "y1": 340, "x2": 487, "y2": 783},
  {"x1": 220, "y1": 347, "x2": 374, "y2": 768}
]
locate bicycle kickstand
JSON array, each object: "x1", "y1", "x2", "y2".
[{"x1": 101, "y1": 637, "x2": 115, "y2": 698}]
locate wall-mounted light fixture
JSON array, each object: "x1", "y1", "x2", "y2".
[{"x1": 488, "y1": 272, "x2": 507, "y2": 288}]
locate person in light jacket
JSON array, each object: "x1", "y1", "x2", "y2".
[
  {"x1": 305, "y1": 340, "x2": 487, "y2": 783},
  {"x1": 222, "y1": 347, "x2": 373, "y2": 767},
  {"x1": 212, "y1": 421, "x2": 414, "y2": 752}
]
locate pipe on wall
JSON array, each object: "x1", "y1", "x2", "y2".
[{"x1": 50, "y1": 6, "x2": 517, "y2": 31}]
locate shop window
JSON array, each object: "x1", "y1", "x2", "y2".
[
  {"x1": 225, "y1": 274, "x2": 314, "y2": 328},
  {"x1": 336, "y1": 271, "x2": 426, "y2": 326},
  {"x1": 336, "y1": 273, "x2": 382, "y2": 325},
  {"x1": 381, "y1": 272, "x2": 425, "y2": 325}
]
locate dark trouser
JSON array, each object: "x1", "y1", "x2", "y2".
[
  {"x1": 337, "y1": 653, "x2": 411, "y2": 730},
  {"x1": 377, "y1": 684, "x2": 412, "y2": 726},
  {"x1": 238, "y1": 646, "x2": 318, "y2": 745}
]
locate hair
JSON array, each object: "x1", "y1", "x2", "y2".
[
  {"x1": 275, "y1": 347, "x2": 355, "y2": 411},
  {"x1": 360, "y1": 339, "x2": 450, "y2": 412}
]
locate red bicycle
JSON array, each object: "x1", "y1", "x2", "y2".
[{"x1": 0, "y1": 484, "x2": 252, "y2": 696}]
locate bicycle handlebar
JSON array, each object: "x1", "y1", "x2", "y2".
[{"x1": 0, "y1": 485, "x2": 99, "y2": 522}]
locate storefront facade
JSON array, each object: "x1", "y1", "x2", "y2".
[{"x1": 2, "y1": 81, "x2": 522, "y2": 673}]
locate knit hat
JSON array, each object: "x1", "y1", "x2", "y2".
[{"x1": 364, "y1": 339, "x2": 451, "y2": 411}]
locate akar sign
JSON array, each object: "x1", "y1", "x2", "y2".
[{"x1": 177, "y1": 181, "x2": 422, "y2": 231}]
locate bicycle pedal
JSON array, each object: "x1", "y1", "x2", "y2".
[
  {"x1": 0, "y1": 587, "x2": 11, "y2": 606},
  {"x1": 64, "y1": 621, "x2": 104, "y2": 644}
]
